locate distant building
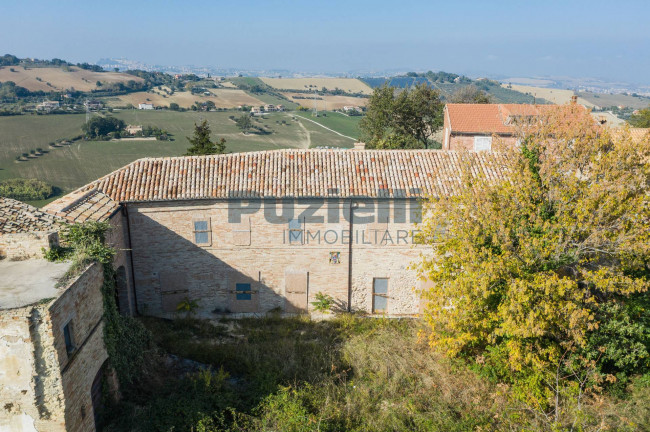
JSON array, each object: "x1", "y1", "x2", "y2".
[
  {"x1": 343, "y1": 106, "x2": 362, "y2": 113},
  {"x1": 276, "y1": 105, "x2": 285, "y2": 112},
  {"x1": 36, "y1": 100, "x2": 60, "y2": 111},
  {"x1": 251, "y1": 107, "x2": 262, "y2": 115},
  {"x1": 264, "y1": 104, "x2": 276, "y2": 112},
  {"x1": 138, "y1": 103, "x2": 154, "y2": 110},
  {"x1": 442, "y1": 103, "x2": 588, "y2": 151},
  {"x1": 125, "y1": 125, "x2": 143, "y2": 135},
  {"x1": 84, "y1": 100, "x2": 103, "y2": 110}
]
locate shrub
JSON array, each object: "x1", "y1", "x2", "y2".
[{"x1": 0, "y1": 178, "x2": 54, "y2": 200}]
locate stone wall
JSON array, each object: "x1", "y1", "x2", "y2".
[
  {"x1": 0, "y1": 262, "x2": 107, "y2": 432},
  {"x1": 106, "y1": 213, "x2": 136, "y2": 316},
  {"x1": 0, "y1": 231, "x2": 58, "y2": 261},
  {"x1": 127, "y1": 198, "x2": 425, "y2": 318}
]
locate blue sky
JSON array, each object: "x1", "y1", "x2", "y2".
[{"x1": 1, "y1": 0, "x2": 649, "y2": 83}]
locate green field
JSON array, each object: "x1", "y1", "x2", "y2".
[
  {"x1": 0, "y1": 110, "x2": 355, "y2": 204},
  {"x1": 293, "y1": 111, "x2": 361, "y2": 139},
  {"x1": 577, "y1": 91, "x2": 650, "y2": 109}
]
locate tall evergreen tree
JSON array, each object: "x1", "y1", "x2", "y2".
[{"x1": 185, "y1": 120, "x2": 226, "y2": 155}]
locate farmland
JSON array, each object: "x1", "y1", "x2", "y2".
[
  {"x1": 0, "y1": 110, "x2": 355, "y2": 202},
  {"x1": 504, "y1": 84, "x2": 592, "y2": 106},
  {"x1": 0, "y1": 65, "x2": 142, "y2": 92},
  {"x1": 260, "y1": 77, "x2": 373, "y2": 95},
  {"x1": 105, "y1": 88, "x2": 265, "y2": 109},
  {"x1": 283, "y1": 92, "x2": 368, "y2": 110},
  {"x1": 577, "y1": 91, "x2": 650, "y2": 109},
  {"x1": 293, "y1": 111, "x2": 361, "y2": 139}
]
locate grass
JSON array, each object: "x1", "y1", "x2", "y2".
[
  {"x1": 0, "y1": 110, "x2": 354, "y2": 202},
  {"x1": 102, "y1": 314, "x2": 649, "y2": 432},
  {"x1": 577, "y1": 91, "x2": 650, "y2": 109},
  {"x1": 293, "y1": 111, "x2": 362, "y2": 139}
]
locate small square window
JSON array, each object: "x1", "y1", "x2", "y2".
[
  {"x1": 288, "y1": 219, "x2": 303, "y2": 244},
  {"x1": 193, "y1": 220, "x2": 211, "y2": 245},
  {"x1": 236, "y1": 283, "x2": 252, "y2": 300},
  {"x1": 473, "y1": 136, "x2": 492, "y2": 152},
  {"x1": 63, "y1": 321, "x2": 76, "y2": 355}
]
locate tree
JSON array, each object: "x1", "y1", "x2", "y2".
[
  {"x1": 235, "y1": 114, "x2": 253, "y2": 133},
  {"x1": 169, "y1": 102, "x2": 180, "y2": 111},
  {"x1": 82, "y1": 116, "x2": 125, "y2": 138},
  {"x1": 628, "y1": 106, "x2": 650, "y2": 128},
  {"x1": 449, "y1": 85, "x2": 491, "y2": 104},
  {"x1": 416, "y1": 105, "x2": 650, "y2": 407},
  {"x1": 360, "y1": 83, "x2": 443, "y2": 149},
  {"x1": 185, "y1": 120, "x2": 226, "y2": 155}
]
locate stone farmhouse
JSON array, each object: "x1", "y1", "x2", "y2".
[
  {"x1": 0, "y1": 149, "x2": 505, "y2": 431},
  {"x1": 38, "y1": 148, "x2": 501, "y2": 319}
]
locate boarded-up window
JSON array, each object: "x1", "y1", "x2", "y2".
[
  {"x1": 366, "y1": 213, "x2": 389, "y2": 245},
  {"x1": 160, "y1": 270, "x2": 189, "y2": 312},
  {"x1": 285, "y1": 270, "x2": 308, "y2": 313},
  {"x1": 373, "y1": 278, "x2": 388, "y2": 313},
  {"x1": 473, "y1": 136, "x2": 492, "y2": 152},
  {"x1": 232, "y1": 216, "x2": 251, "y2": 246},
  {"x1": 193, "y1": 219, "x2": 211, "y2": 245},
  {"x1": 288, "y1": 218, "x2": 303, "y2": 244},
  {"x1": 236, "y1": 283, "x2": 252, "y2": 300}
]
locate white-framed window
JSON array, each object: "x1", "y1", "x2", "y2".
[
  {"x1": 288, "y1": 218, "x2": 303, "y2": 244},
  {"x1": 193, "y1": 219, "x2": 211, "y2": 245},
  {"x1": 473, "y1": 136, "x2": 492, "y2": 152}
]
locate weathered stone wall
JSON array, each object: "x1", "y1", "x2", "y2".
[
  {"x1": 0, "y1": 262, "x2": 107, "y2": 432},
  {"x1": 127, "y1": 198, "x2": 425, "y2": 318},
  {"x1": 0, "y1": 231, "x2": 58, "y2": 261},
  {"x1": 49, "y1": 262, "x2": 107, "y2": 432}
]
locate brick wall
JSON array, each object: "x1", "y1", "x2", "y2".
[
  {"x1": 126, "y1": 198, "x2": 425, "y2": 318},
  {"x1": 0, "y1": 262, "x2": 107, "y2": 432},
  {"x1": 447, "y1": 134, "x2": 518, "y2": 151},
  {"x1": 0, "y1": 231, "x2": 58, "y2": 261}
]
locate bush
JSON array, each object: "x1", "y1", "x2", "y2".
[{"x1": 0, "y1": 178, "x2": 54, "y2": 200}]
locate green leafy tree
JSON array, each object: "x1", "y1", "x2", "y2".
[
  {"x1": 416, "y1": 105, "x2": 650, "y2": 408},
  {"x1": 235, "y1": 114, "x2": 253, "y2": 133},
  {"x1": 169, "y1": 102, "x2": 180, "y2": 111},
  {"x1": 628, "y1": 106, "x2": 650, "y2": 128},
  {"x1": 82, "y1": 116, "x2": 125, "y2": 138},
  {"x1": 449, "y1": 85, "x2": 492, "y2": 104},
  {"x1": 185, "y1": 120, "x2": 226, "y2": 155},
  {"x1": 360, "y1": 83, "x2": 443, "y2": 149}
]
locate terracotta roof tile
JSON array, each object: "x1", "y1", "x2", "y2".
[
  {"x1": 0, "y1": 197, "x2": 63, "y2": 234},
  {"x1": 44, "y1": 149, "x2": 507, "y2": 222}
]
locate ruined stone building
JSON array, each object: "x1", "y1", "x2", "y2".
[
  {"x1": 1, "y1": 149, "x2": 504, "y2": 431},
  {"x1": 0, "y1": 198, "x2": 114, "y2": 432}
]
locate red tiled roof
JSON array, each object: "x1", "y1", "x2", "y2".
[
  {"x1": 44, "y1": 149, "x2": 508, "y2": 221},
  {"x1": 445, "y1": 103, "x2": 556, "y2": 135}
]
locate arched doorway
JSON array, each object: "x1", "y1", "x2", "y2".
[{"x1": 91, "y1": 362, "x2": 107, "y2": 431}]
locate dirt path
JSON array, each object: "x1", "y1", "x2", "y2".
[
  {"x1": 292, "y1": 114, "x2": 356, "y2": 141},
  {"x1": 293, "y1": 116, "x2": 312, "y2": 148}
]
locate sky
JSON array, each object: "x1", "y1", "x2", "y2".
[{"x1": 1, "y1": 0, "x2": 649, "y2": 84}]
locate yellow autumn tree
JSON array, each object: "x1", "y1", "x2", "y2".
[{"x1": 416, "y1": 104, "x2": 650, "y2": 406}]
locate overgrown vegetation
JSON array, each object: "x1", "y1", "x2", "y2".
[
  {"x1": 43, "y1": 221, "x2": 155, "y2": 397},
  {"x1": 101, "y1": 313, "x2": 649, "y2": 431},
  {"x1": 416, "y1": 104, "x2": 650, "y2": 428},
  {"x1": 82, "y1": 116, "x2": 126, "y2": 139},
  {"x1": 0, "y1": 178, "x2": 53, "y2": 200}
]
